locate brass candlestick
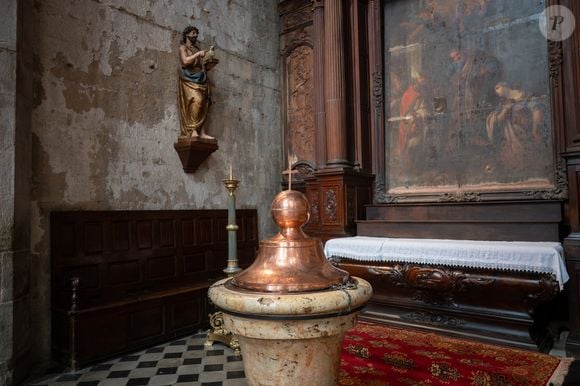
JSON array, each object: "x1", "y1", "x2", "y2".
[
  {"x1": 205, "y1": 167, "x2": 241, "y2": 355},
  {"x1": 223, "y1": 173, "x2": 242, "y2": 277}
]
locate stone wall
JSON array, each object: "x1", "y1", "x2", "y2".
[
  {"x1": 0, "y1": 0, "x2": 17, "y2": 382},
  {"x1": 4, "y1": 0, "x2": 281, "y2": 383},
  {"x1": 1, "y1": 0, "x2": 34, "y2": 384}
]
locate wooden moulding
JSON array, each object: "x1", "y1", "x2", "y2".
[{"x1": 174, "y1": 137, "x2": 219, "y2": 173}]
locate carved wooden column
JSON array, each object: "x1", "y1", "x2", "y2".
[
  {"x1": 323, "y1": 0, "x2": 349, "y2": 166},
  {"x1": 303, "y1": 0, "x2": 374, "y2": 241},
  {"x1": 313, "y1": 0, "x2": 327, "y2": 168}
]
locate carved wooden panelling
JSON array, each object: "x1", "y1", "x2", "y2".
[
  {"x1": 112, "y1": 221, "x2": 130, "y2": 252},
  {"x1": 402, "y1": 311, "x2": 467, "y2": 328},
  {"x1": 171, "y1": 297, "x2": 202, "y2": 329},
  {"x1": 159, "y1": 220, "x2": 175, "y2": 248},
  {"x1": 84, "y1": 222, "x2": 103, "y2": 254},
  {"x1": 322, "y1": 187, "x2": 339, "y2": 224},
  {"x1": 51, "y1": 210, "x2": 260, "y2": 368},
  {"x1": 128, "y1": 306, "x2": 163, "y2": 341},
  {"x1": 570, "y1": 0, "x2": 580, "y2": 147},
  {"x1": 182, "y1": 219, "x2": 195, "y2": 246},
  {"x1": 108, "y1": 260, "x2": 140, "y2": 285},
  {"x1": 215, "y1": 217, "x2": 228, "y2": 243},
  {"x1": 287, "y1": 45, "x2": 315, "y2": 163},
  {"x1": 136, "y1": 221, "x2": 153, "y2": 249},
  {"x1": 198, "y1": 218, "x2": 213, "y2": 245},
  {"x1": 147, "y1": 256, "x2": 175, "y2": 280},
  {"x1": 369, "y1": 264, "x2": 496, "y2": 307},
  {"x1": 60, "y1": 222, "x2": 76, "y2": 257},
  {"x1": 308, "y1": 189, "x2": 320, "y2": 225},
  {"x1": 183, "y1": 252, "x2": 206, "y2": 273}
]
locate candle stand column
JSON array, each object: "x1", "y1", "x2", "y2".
[{"x1": 205, "y1": 173, "x2": 242, "y2": 354}]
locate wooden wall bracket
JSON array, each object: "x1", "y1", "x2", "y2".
[{"x1": 174, "y1": 137, "x2": 219, "y2": 173}]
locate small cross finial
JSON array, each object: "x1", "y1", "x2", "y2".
[{"x1": 282, "y1": 156, "x2": 298, "y2": 190}]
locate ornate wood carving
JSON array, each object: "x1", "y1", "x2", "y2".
[
  {"x1": 281, "y1": 24, "x2": 316, "y2": 170},
  {"x1": 369, "y1": 264, "x2": 495, "y2": 307},
  {"x1": 282, "y1": 7, "x2": 312, "y2": 32},
  {"x1": 401, "y1": 311, "x2": 467, "y2": 328},
  {"x1": 323, "y1": 188, "x2": 338, "y2": 223},
  {"x1": 438, "y1": 192, "x2": 482, "y2": 203},
  {"x1": 291, "y1": 160, "x2": 316, "y2": 179},
  {"x1": 335, "y1": 257, "x2": 560, "y2": 350},
  {"x1": 526, "y1": 274, "x2": 561, "y2": 313},
  {"x1": 549, "y1": 40, "x2": 564, "y2": 88},
  {"x1": 524, "y1": 158, "x2": 568, "y2": 200},
  {"x1": 287, "y1": 44, "x2": 315, "y2": 164},
  {"x1": 308, "y1": 189, "x2": 320, "y2": 224},
  {"x1": 311, "y1": 0, "x2": 323, "y2": 10},
  {"x1": 372, "y1": 67, "x2": 383, "y2": 112}
]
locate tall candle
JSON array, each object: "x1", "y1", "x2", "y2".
[{"x1": 229, "y1": 164, "x2": 233, "y2": 180}]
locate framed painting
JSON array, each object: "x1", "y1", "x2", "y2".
[{"x1": 375, "y1": 0, "x2": 568, "y2": 203}]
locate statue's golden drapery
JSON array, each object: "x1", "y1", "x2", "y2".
[{"x1": 178, "y1": 69, "x2": 210, "y2": 137}]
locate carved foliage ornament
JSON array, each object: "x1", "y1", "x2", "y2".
[
  {"x1": 401, "y1": 311, "x2": 467, "y2": 327},
  {"x1": 308, "y1": 190, "x2": 320, "y2": 224},
  {"x1": 369, "y1": 264, "x2": 495, "y2": 307},
  {"x1": 323, "y1": 189, "x2": 338, "y2": 222},
  {"x1": 287, "y1": 45, "x2": 315, "y2": 163},
  {"x1": 548, "y1": 40, "x2": 563, "y2": 88}
]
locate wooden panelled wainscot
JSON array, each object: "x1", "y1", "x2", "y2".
[{"x1": 51, "y1": 210, "x2": 258, "y2": 369}]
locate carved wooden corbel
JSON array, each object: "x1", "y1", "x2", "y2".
[{"x1": 174, "y1": 137, "x2": 219, "y2": 173}]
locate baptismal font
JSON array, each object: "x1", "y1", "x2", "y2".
[{"x1": 208, "y1": 187, "x2": 372, "y2": 385}]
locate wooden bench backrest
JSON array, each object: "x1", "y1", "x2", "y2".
[{"x1": 51, "y1": 209, "x2": 259, "y2": 310}]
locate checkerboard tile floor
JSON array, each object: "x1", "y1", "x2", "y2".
[{"x1": 28, "y1": 332, "x2": 246, "y2": 386}]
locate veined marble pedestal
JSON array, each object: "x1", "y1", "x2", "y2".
[{"x1": 208, "y1": 277, "x2": 372, "y2": 386}]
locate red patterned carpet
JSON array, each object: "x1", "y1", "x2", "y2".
[{"x1": 339, "y1": 321, "x2": 566, "y2": 386}]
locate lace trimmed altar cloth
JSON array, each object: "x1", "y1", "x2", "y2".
[{"x1": 324, "y1": 236, "x2": 569, "y2": 290}]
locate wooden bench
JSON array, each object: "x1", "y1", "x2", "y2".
[
  {"x1": 51, "y1": 209, "x2": 258, "y2": 370},
  {"x1": 325, "y1": 201, "x2": 567, "y2": 352}
]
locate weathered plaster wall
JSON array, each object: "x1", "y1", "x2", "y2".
[{"x1": 28, "y1": 0, "x2": 281, "y2": 374}]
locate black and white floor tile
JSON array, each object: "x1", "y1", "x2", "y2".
[{"x1": 27, "y1": 332, "x2": 246, "y2": 386}]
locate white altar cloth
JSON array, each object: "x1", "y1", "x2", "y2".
[{"x1": 324, "y1": 236, "x2": 569, "y2": 289}]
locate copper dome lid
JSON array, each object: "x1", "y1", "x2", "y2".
[{"x1": 231, "y1": 189, "x2": 349, "y2": 292}]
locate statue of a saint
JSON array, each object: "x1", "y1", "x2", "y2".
[{"x1": 178, "y1": 26, "x2": 219, "y2": 139}]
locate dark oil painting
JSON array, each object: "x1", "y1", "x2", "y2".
[{"x1": 384, "y1": 0, "x2": 554, "y2": 196}]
